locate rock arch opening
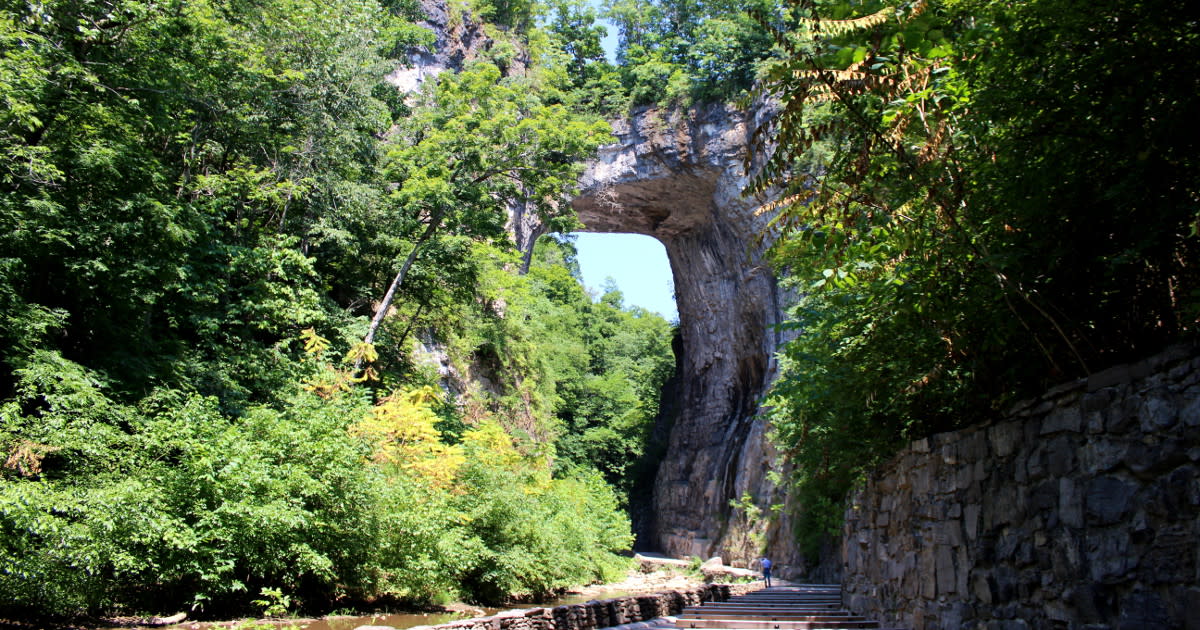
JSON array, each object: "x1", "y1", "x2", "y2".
[
  {"x1": 570, "y1": 232, "x2": 677, "y2": 322},
  {"x1": 565, "y1": 104, "x2": 797, "y2": 566},
  {"x1": 397, "y1": 0, "x2": 806, "y2": 572}
]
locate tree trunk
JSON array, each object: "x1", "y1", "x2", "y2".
[{"x1": 360, "y1": 209, "x2": 445, "y2": 366}]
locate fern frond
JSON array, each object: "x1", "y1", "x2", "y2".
[
  {"x1": 916, "y1": 119, "x2": 950, "y2": 165},
  {"x1": 802, "y1": 7, "x2": 894, "y2": 38},
  {"x1": 750, "y1": 5, "x2": 800, "y2": 55},
  {"x1": 754, "y1": 193, "x2": 812, "y2": 218},
  {"x1": 806, "y1": 78, "x2": 875, "y2": 102},
  {"x1": 890, "y1": 65, "x2": 933, "y2": 98},
  {"x1": 791, "y1": 68, "x2": 877, "y2": 82},
  {"x1": 886, "y1": 112, "x2": 912, "y2": 146},
  {"x1": 747, "y1": 95, "x2": 810, "y2": 175}
]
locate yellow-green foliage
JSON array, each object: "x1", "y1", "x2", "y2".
[
  {"x1": 352, "y1": 387, "x2": 466, "y2": 488},
  {"x1": 0, "y1": 0, "x2": 664, "y2": 618},
  {"x1": 0, "y1": 344, "x2": 636, "y2": 615}
]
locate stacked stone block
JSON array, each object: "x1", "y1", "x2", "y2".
[
  {"x1": 842, "y1": 345, "x2": 1200, "y2": 630},
  {"x1": 410, "y1": 584, "x2": 759, "y2": 630}
]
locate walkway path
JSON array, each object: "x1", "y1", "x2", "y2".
[{"x1": 606, "y1": 586, "x2": 903, "y2": 630}]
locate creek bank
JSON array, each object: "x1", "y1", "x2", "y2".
[
  {"x1": 73, "y1": 567, "x2": 735, "y2": 630},
  {"x1": 382, "y1": 583, "x2": 763, "y2": 630}
]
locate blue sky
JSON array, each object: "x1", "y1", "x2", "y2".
[
  {"x1": 586, "y1": 0, "x2": 619, "y2": 62},
  {"x1": 598, "y1": 14, "x2": 619, "y2": 62},
  {"x1": 572, "y1": 232, "x2": 678, "y2": 322},
  {"x1": 569, "y1": 9, "x2": 676, "y2": 321}
]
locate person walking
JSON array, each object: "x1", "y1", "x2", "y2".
[{"x1": 760, "y1": 556, "x2": 772, "y2": 588}]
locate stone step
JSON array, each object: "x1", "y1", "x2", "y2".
[
  {"x1": 744, "y1": 589, "x2": 841, "y2": 591},
  {"x1": 750, "y1": 585, "x2": 842, "y2": 590},
  {"x1": 716, "y1": 603, "x2": 844, "y2": 608},
  {"x1": 729, "y1": 597, "x2": 844, "y2": 602},
  {"x1": 739, "y1": 591, "x2": 840, "y2": 595},
  {"x1": 682, "y1": 611, "x2": 855, "y2": 620},
  {"x1": 731, "y1": 597, "x2": 841, "y2": 600},
  {"x1": 589, "y1": 583, "x2": 901, "y2": 630},
  {"x1": 696, "y1": 602, "x2": 844, "y2": 607},
  {"x1": 729, "y1": 598, "x2": 842, "y2": 604},
  {"x1": 729, "y1": 598, "x2": 841, "y2": 602},
  {"x1": 700, "y1": 602, "x2": 840, "y2": 607},
  {"x1": 693, "y1": 609, "x2": 848, "y2": 614},
  {"x1": 737, "y1": 590, "x2": 840, "y2": 594},
  {"x1": 728, "y1": 598, "x2": 841, "y2": 603},
  {"x1": 719, "y1": 597, "x2": 842, "y2": 601},
  {"x1": 686, "y1": 614, "x2": 864, "y2": 619},
  {"x1": 677, "y1": 620, "x2": 878, "y2": 630},
  {"x1": 728, "y1": 595, "x2": 842, "y2": 599},
  {"x1": 730, "y1": 597, "x2": 841, "y2": 602},
  {"x1": 686, "y1": 608, "x2": 844, "y2": 613},
  {"x1": 697, "y1": 604, "x2": 843, "y2": 611}
]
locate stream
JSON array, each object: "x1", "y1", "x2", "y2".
[{"x1": 154, "y1": 591, "x2": 637, "y2": 630}]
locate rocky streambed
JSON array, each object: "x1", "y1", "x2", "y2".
[{"x1": 74, "y1": 560, "x2": 758, "y2": 630}]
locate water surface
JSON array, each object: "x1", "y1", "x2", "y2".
[{"x1": 160, "y1": 590, "x2": 639, "y2": 630}]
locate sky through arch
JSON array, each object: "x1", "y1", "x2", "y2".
[{"x1": 571, "y1": 232, "x2": 678, "y2": 322}]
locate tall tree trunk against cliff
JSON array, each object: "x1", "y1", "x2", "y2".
[{"x1": 359, "y1": 208, "x2": 445, "y2": 368}]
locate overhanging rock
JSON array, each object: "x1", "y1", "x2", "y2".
[
  {"x1": 392, "y1": 0, "x2": 813, "y2": 574},
  {"x1": 572, "y1": 103, "x2": 804, "y2": 573}
]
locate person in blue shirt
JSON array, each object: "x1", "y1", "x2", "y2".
[{"x1": 760, "y1": 557, "x2": 772, "y2": 588}]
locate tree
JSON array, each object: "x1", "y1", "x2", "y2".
[
  {"x1": 752, "y1": 0, "x2": 1200, "y2": 552},
  {"x1": 360, "y1": 62, "x2": 610, "y2": 354},
  {"x1": 1, "y1": 0, "x2": 667, "y2": 616},
  {"x1": 544, "y1": 0, "x2": 609, "y2": 80},
  {"x1": 0, "y1": 0, "x2": 427, "y2": 404},
  {"x1": 600, "y1": 0, "x2": 781, "y2": 106}
]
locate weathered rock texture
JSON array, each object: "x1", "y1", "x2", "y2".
[
  {"x1": 387, "y1": 0, "x2": 528, "y2": 93},
  {"x1": 407, "y1": 584, "x2": 762, "y2": 630},
  {"x1": 571, "y1": 104, "x2": 801, "y2": 574},
  {"x1": 395, "y1": 0, "x2": 806, "y2": 575},
  {"x1": 842, "y1": 345, "x2": 1200, "y2": 630}
]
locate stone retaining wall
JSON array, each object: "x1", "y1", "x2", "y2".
[
  {"x1": 407, "y1": 584, "x2": 761, "y2": 630},
  {"x1": 842, "y1": 345, "x2": 1200, "y2": 630}
]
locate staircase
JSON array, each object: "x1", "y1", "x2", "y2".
[{"x1": 674, "y1": 586, "x2": 899, "y2": 630}]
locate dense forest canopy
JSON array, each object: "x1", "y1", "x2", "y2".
[
  {"x1": 751, "y1": 0, "x2": 1200, "y2": 553},
  {"x1": 2, "y1": 0, "x2": 1198, "y2": 619},
  {"x1": 542, "y1": 0, "x2": 782, "y2": 111},
  {"x1": 0, "y1": 0, "x2": 676, "y2": 618}
]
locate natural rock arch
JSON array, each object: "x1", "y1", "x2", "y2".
[
  {"x1": 393, "y1": 0, "x2": 810, "y2": 573},
  {"x1": 567, "y1": 104, "x2": 802, "y2": 570}
]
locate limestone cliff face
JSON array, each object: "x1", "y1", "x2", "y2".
[
  {"x1": 572, "y1": 104, "x2": 805, "y2": 574},
  {"x1": 396, "y1": 0, "x2": 810, "y2": 573},
  {"x1": 389, "y1": 0, "x2": 542, "y2": 268},
  {"x1": 386, "y1": 0, "x2": 528, "y2": 93}
]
